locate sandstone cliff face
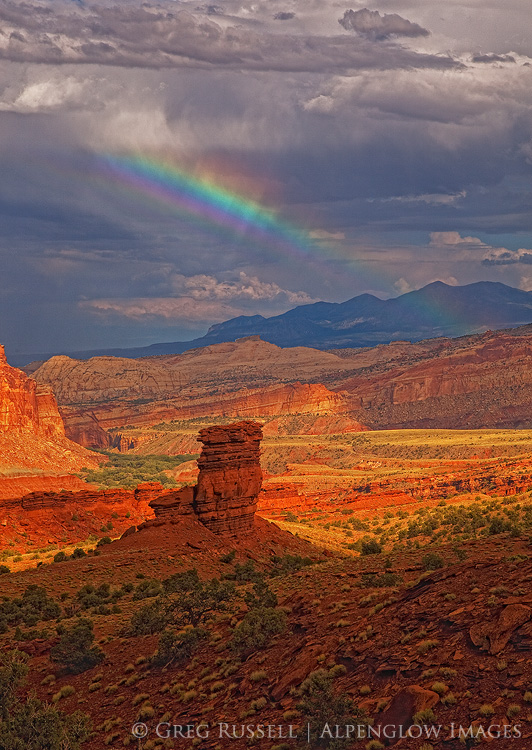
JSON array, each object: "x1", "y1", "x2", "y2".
[
  {"x1": 55, "y1": 380, "x2": 347, "y2": 449},
  {"x1": 32, "y1": 327, "x2": 532, "y2": 435},
  {"x1": 30, "y1": 354, "x2": 184, "y2": 405},
  {"x1": 342, "y1": 332, "x2": 532, "y2": 428},
  {"x1": 0, "y1": 345, "x2": 64, "y2": 438},
  {"x1": 0, "y1": 345, "x2": 99, "y2": 475}
]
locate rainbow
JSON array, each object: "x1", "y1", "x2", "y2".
[
  {"x1": 90, "y1": 155, "x2": 464, "y2": 332},
  {"x1": 97, "y1": 153, "x2": 333, "y2": 265}
]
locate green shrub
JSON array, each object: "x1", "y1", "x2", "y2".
[
  {"x1": 0, "y1": 565, "x2": 10, "y2": 575},
  {"x1": 489, "y1": 517, "x2": 508, "y2": 535},
  {"x1": 163, "y1": 569, "x2": 235, "y2": 627},
  {"x1": 359, "y1": 571, "x2": 403, "y2": 588},
  {"x1": 53, "y1": 552, "x2": 68, "y2": 563},
  {"x1": 421, "y1": 553, "x2": 444, "y2": 571},
  {"x1": 223, "y1": 560, "x2": 262, "y2": 583},
  {"x1": 50, "y1": 619, "x2": 104, "y2": 674},
  {"x1": 360, "y1": 539, "x2": 382, "y2": 556},
  {"x1": 219, "y1": 550, "x2": 236, "y2": 564},
  {"x1": 151, "y1": 627, "x2": 208, "y2": 667},
  {"x1": 0, "y1": 585, "x2": 61, "y2": 628},
  {"x1": 75, "y1": 583, "x2": 123, "y2": 611},
  {"x1": 133, "y1": 579, "x2": 163, "y2": 601},
  {"x1": 269, "y1": 554, "x2": 313, "y2": 577},
  {"x1": 129, "y1": 600, "x2": 168, "y2": 636},
  {"x1": 297, "y1": 669, "x2": 368, "y2": 749},
  {"x1": 244, "y1": 578, "x2": 278, "y2": 610},
  {"x1": 231, "y1": 608, "x2": 286, "y2": 655},
  {"x1": 0, "y1": 650, "x2": 91, "y2": 748}
]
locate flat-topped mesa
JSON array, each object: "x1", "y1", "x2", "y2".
[
  {"x1": 147, "y1": 421, "x2": 263, "y2": 535},
  {"x1": 194, "y1": 421, "x2": 263, "y2": 534}
]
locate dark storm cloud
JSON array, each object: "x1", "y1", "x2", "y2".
[
  {"x1": 482, "y1": 251, "x2": 532, "y2": 266},
  {"x1": 339, "y1": 8, "x2": 430, "y2": 41},
  {"x1": 0, "y1": 1, "x2": 457, "y2": 72},
  {"x1": 1, "y1": 1, "x2": 532, "y2": 357},
  {"x1": 195, "y1": 5, "x2": 224, "y2": 16},
  {"x1": 472, "y1": 53, "x2": 516, "y2": 63}
]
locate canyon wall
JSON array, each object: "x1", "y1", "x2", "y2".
[
  {"x1": 340, "y1": 333, "x2": 532, "y2": 429},
  {"x1": 31, "y1": 327, "x2": 532, "y2": 438},
  {"x1": 0, "y1": 345, "x2": 64, "y2": 438},
  {"x1": 0, "y1": 345, "x2": 99, "y2": 476},
  {"x1": 59, "y1": 381, "x2": 347, "y2": 448}
]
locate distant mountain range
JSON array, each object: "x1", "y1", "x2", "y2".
[{"x1": 17, "y1": 281, "x2": 532, "y2": 365}]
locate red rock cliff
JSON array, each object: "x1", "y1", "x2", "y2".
[
  {"x1": 0, "y1": 345, "x2": 64, "y2": 438},
  {"x1": 0, "y1": 345, "x2": 100, "y2": 476}
]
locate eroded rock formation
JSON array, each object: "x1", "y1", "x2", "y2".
[
  {"x1": 0, "y1": 345, "x2": 64, "y2": 438},
  {"x1": 0, "y1": 345, "x2": 99, "y2": 476},
  {"x1": 0, "y1": 482, "x2": 170, "y2": 550},
  {"x1": 145, "y1": 421, "x2": 263, "y2": 535},
  {"x1": 32, "y1": 327, "x2": 532, "y2": 434},
  {"x1": 194, "y1": 421, "x2": 263, "y2": 533},
  {"x1": 1, "y1": 422, "x2": 263, "y2": 549}
]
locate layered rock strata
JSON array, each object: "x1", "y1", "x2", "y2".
[
  {"x1": 0, "y1": 345, "x2": 64, "y2": 438},
  {"x1": 0, "y1": 344, "x2": 99, "y2": 474},
  {"x1": 145, "y1": 421, "x2": 263, "y2": 535},
  {"x1": 32, "y1": 327, "x2": 532, "y2": 434},
  {"x1": 194, "y1": 421, "x2": 263, "y2": 534}
]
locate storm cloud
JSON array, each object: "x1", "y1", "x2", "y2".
[
  {"x1": 0, "y1": 1, "x2": 455, "y2": 72},
  {"x1": 339, "y1": 8, "x2": 430, "y2": 40},
  {"x1": 1, "y1": 0, "x2": 532, "y2": 358}
]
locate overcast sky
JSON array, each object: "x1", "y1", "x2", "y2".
[{"x1": 1, "y1": 0, "x2": 532, "y2": 356}]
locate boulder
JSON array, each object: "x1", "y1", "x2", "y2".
[
  {"x1": 469, "y1": 604, "x2": 531, "y2": 654},
  {"x1": 373, "y1": 685, "x2": 439, "y2": 745}
]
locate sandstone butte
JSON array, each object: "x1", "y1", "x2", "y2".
[
  {"x1": 0, "y1": 421, "x2": 264, "y2": 549},
  {"x1": 29, "y1": 326, "x2": 532, "y2": 451},
  {"x1": 0, "y1": 344, "x2": 100, "y2": 499}
]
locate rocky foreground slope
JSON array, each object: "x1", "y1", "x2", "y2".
[
  {"x1": 30, "y1": 325, "x2": 532, "y2": 448},
  {"x1": 3, "y1": 488, "x2": 532, "y2": 749}
]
